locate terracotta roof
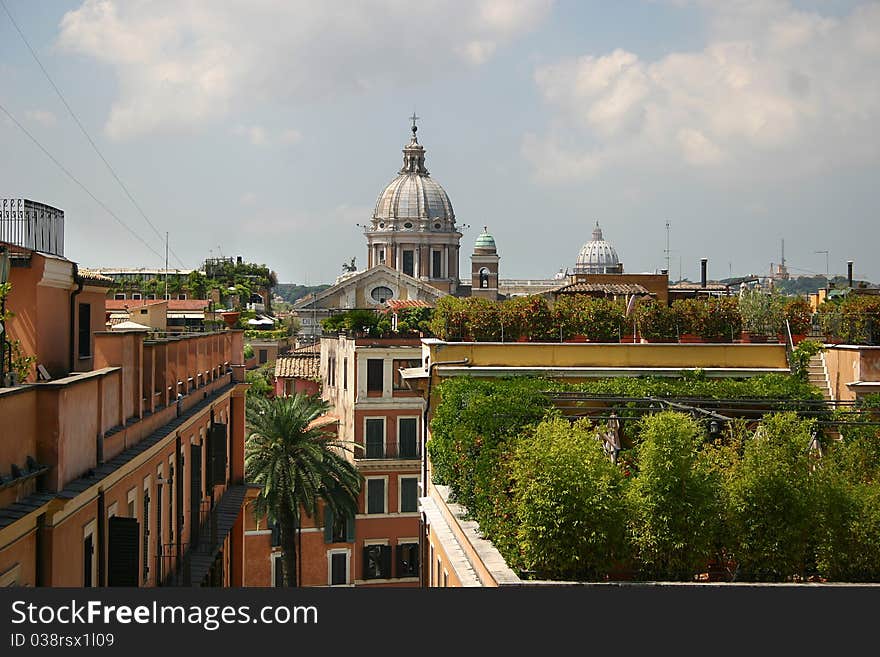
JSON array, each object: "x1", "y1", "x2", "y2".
[
  {"x1": 385, "y1": 299, "x2": 433, "y2": 311},
  {"x1": 105, "y1": 298, "x2": 210, "y2": 312},
  {"x1": 78, "y1": 269, "x2": 115, "y2": 285},
  {"x1": 552, "y1": 282, "x2": 651, "y2": 296},
  {"x1": 274, "y1": 346, "x2": 320, "y2": 380}
]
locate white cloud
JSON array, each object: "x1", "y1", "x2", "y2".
[
  {"x1": 57, "y1": 0, "x2": 553, "y2": 140},
  {"x1": 233, "y1": 124, "x2": 267, "y2": 146},
  {"x1": 280, "y1": 128, "x2": 302, "y2": 145},
  {"x1": 24, "y1": 109, "x2": 57, "y2": 126},
  {"x1": 525, "y1": 2, "x2": 880, "y2": 183}
]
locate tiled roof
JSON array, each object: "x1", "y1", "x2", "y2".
[
  {"x1": 78, "y1": 269, "x2": 115, "y2": 284},
  {"x1": 552, "y1": 282, "x2": 651, "y2": 296},
  {"x1": 105, "y1": 299, "x2": 210, "y2": 312},
  {"x1": 385, "y1": 299, "x2": 433, "y2": 311},
  {"x1": 274, "y1": 345, "x2": 320, "y2": 380}
]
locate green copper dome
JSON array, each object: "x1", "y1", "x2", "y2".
[{"x1": 475, "y1": 227, "x2": 496, "y2": 250}]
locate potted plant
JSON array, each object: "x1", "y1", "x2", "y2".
[
  {"x1": 701, "y1": 297, "x2": 742, "y2": 342},
  {"x1": 672, "y1": 298, "x2": 707, "y2": 342},
  {"x1": 782, "y1": 297, "x2": 812, "y2": 344},
  {"x1": 738, "y1": 289, "x2": 784, "y2": 342},
  {"x1": 583, "y1": 297, "x2": 626, "y2": 342},
  {"x1": 635, "y1": 300, "x2": 677, "y2": 342}
]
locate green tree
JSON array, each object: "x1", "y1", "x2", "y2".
[
  {"x1": 724, "y1": 413, "x2": 819, "y2": 581},
  {"x1": 513, "y1": 417, "x2": 630, "y2": 580},
  {"x1": 626, "y1": 412, "x2": 720, "y2": 579},
  {"x1": 245, "y1": 394, "x2": 362, "y2": 586}
]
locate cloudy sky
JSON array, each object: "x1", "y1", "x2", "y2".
[{"x1": 1, "y1": 0, "x2": 878, "y2": 284}]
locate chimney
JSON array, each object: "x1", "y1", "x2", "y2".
[
  {"x1": 236, "y1": 255, "x2": 243, "y2": 265},
  {"x1": 847, "y1": 260, "x2": 853, "y2": 288},
  {"x1": 700, "y1": 258, "x2": 708, "y2": 288}
]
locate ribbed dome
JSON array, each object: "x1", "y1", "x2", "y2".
[
  {"x1": 374, "y1": 173, "x2": 454, "y2": 222},
  {"x1": 372, "y1": 124, "x2": 454, "y2": 225},
  {"x1": 575, "y1": 222, "x2": 620, "y2": 274},
  {"x1": 474, "y1": 227, "x2": 496, "y2": 251}
]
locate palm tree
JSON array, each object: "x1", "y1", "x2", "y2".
[{"x1": 245, "y1": 393, "x2": 362, "y2": 586}]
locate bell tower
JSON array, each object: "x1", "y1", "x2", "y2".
[{"x1": 471, "y1": 227, "x2": 499, "y2": 299}]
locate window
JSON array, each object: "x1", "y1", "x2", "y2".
[
  {"x1": 132, "y1": 293, "x2": 142, "y2": 300},
  {"x1": 371, "y1": 286, "x2": 393, "y2": 303},
  {"x1": 146, "y1": 294, "x2": 156, "y2": 300},
  {"x1": 78, "y1": 303, "x2": 91, "y2": 358},
  {"x1": 393, "y1": 359, "x2": 421, "y2": 390},
  {"x1": 142, "y1": 489, "x2": 151, "y2": 582},
  {"x1": 273, "y1": 554, "x2": 284, "y2": 588},
  {"x1": 366, "y1": 359, "x2": 383, "y2": 393},
  {"x1": 258, "y1": 349, "x2": 268, "y2": 364},
  {"x1": 400, "y1": 476, "x2": 419, "y2": 513},
  {"x1": 178, "y1": 293, "x2": 187, "y2": 300},
  {"x1": 363, "y1": 544, "x2": 391, "y2": 580},
  {"x1": 402, "y1": 250, "x2": 414, "y2": 277},
  {"x1": 432, "y1": 250, "x2": 442, "y2": 278},
  {"x1": 479, "y1": 267, "x2": 490, "y2": 288},
  {"x1": 327, "y1": 356, "x2": 336, "y2": 387},
  {"x1": 365, "y1": 418, "x2": 384, "y2": 458},
  {"x1": 343, "y1": 357, "x2": 348, "y2": 390},
  {"x1": 366, "y1": 478, "x2": 386, "y2": 514},
  {"x1": 330, "y1": 551, "x2": 348, "y2": 586},
  {"x1": 114, "y1": 293, "x2": 125, "y2": 300},
  {"x1": 397, "y1": 543, "x2": 419, "y2": 578},
  {"x1": 378, "y1": 248, "x2": 385, "y2": 263},
  {"x1": 398, "y1": 418, "x2": 418, "y2": 459},
  {"x1": 324, "y1": 508, "x2": 354, "y2": 543},
  {"x1": 83, "y1": 531, "x2": 95, "y2": 587}
]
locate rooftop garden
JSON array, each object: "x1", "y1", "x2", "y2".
[
  {"x1": 428, "y1": 375, "x2": 880, "y2": 582},
  {"x1": 428, "y1": 293, "x2": 814, "y2": 343},
  {"x1": 321, "y1": 306, "x2": 434, "y2": 338}
]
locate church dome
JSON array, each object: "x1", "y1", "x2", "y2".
[
  {"x1": 474, "y1": 227, "x2": 496, "y2": 251},
  {"x1": 575, "y1": 222, "x2": 620, "y2": 274},
  {"x1": 372, "y1": 123, "x2": 454, "y2": 226}
]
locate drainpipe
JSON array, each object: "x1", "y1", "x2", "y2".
[{"x1": 69, "y1": 263, "x2": 84, "y2": 373}]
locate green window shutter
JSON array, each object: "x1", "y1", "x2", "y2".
[
  {"x1": 381, "y1": 546, "x2": 392, "y2": 579},
  {"x1": 323, "y1": 507, "x2": 333, "y2": 543},
  {"x1": 365, "y1": 419, "x2": 384, "y2": 458},
  {"x1": 345, "y1": 514, "x2": 355, "y2": 542},
  {"x1": 401, "y1": 478, "x2": 418, "y2": 513}
]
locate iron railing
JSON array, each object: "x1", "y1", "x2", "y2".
[{"x1": 359, "y1": 441, "x2": 421, "y2": 460}]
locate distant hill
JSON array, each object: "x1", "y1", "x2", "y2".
[{"x1": 276, "y1": 283, "x2": 330, "y2": 304}]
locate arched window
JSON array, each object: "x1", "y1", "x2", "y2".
[
  {"x1": 479, "y1": 268, "x2": 489, "y2": 288},
  {"x1": 371, "y1": 286, "x2": 394, "y2": 303}
]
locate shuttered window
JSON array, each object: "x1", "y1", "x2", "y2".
[
  {"x1": 108, "y1": 516, "x2": 139, "y2": 587},
  {"x1": 366, "y1": 359, "x2": 384, "y2": 392},
  {"x1": 363, "y1": 545, "x2": 391, "y2": 580},
  {"x1": 397, "y1": 543, "x2": 419, "y2": 578},
  {"x1": 365, "y1": 419, "x2": 384, "y2": 458},
  {"x1": 400, "y1": 477, "x2": 418, "y2": 513},
  {"x1": 366, "y1": 479, "x2": 385, "y2": 514},
  {"x1": 78, "y1": 303, "x2": 91, "y2": 358},
  {"x1": 399, "y1": 418, "x2": 418, "y2": 458},
  {"x1": 330, "y1": 553, "x2": 347, "y2": 586},
  {"x1": 324, "y1": 508, "x2": 355, "y2": 543},
  {"x1": 208, "y1": 423, "x2": 227, "y2": 488}
]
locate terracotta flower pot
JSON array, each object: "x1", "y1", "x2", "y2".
[{"x1": 220, "y1": 311, "x2": 240, "y2": 328}]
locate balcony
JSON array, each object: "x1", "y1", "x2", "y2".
[{"x1": 360, "y1": 441, "x2": 421, "y2": 461}]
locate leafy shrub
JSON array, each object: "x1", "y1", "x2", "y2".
[
  {"x1": 789, "y1": 339, "x2": 824, "y2": 382},
  {"x1": 701, "y1": 297, "x2": 742, "y2": 341},
  {"x1": 635, "y1": 300, "x2": 677, "y2": 341},
  {"x1": 738, "y1": 289, "x2": 785, "y2": 335},
  {"x1": 513, "y1": 417, "x2": 630, "y2": 580},
  {"x1": 671, "y1": 298, "x2": 708, "y2": 335},
  {"x1": 784, "y1": 297, "x2": 813, "y2": 335},
  {"x1": 723, "y1": 413, "x2": 819, "y2": 581},
  {"x1": 626, "y1": 412, "x2": 721, "y2": 579}
]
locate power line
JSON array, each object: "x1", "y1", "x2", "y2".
[
  {"x1": 1, "y1": 0, "x2": 187, "y2": 269},
  {"x1": 0, "y1": 101, "x2": 166, "y2": 262}
]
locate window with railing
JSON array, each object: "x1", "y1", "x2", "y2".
[
  {"x1": 398, "y1": 418, "x2": 418, "y2": 458},
  {"x1": 365, "y1": 418, "x2": 384, "y2": 458}
]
